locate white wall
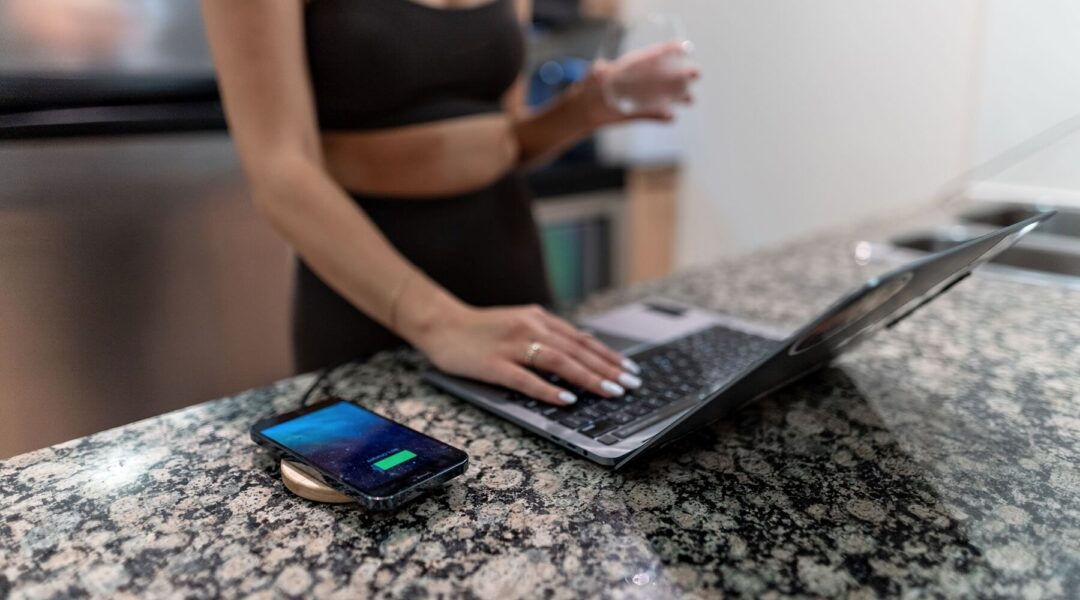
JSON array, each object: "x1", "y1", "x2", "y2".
[
  {"x1": 968, "y1": 0, "x2": 1080, "y2": 203},
  {"x1": 620, "y1": 1, "x2": 984, "y2": 266}
]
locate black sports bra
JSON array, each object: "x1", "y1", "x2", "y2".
[{"x1": 304, "y1": 0, "x2": 525, "y2": 131}]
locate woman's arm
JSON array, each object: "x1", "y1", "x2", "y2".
[
  {"x1": 508, "y1": 69, "x2": 640, "y2": 167},
  {"x1": 201, "y1": 0, "x2": 638, "y2": 404},
  {"x1": 505, "y1": 1, "x2": 698, "y2": 166},
  {"x1": 200, "y1": 0, "x2": 457, "y2": 345}
]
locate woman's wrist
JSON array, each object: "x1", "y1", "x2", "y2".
[
  {"x1": 393, "y1": 275, "x2": 471, "y2": 349},
  {"x1": 574, "y1": 61, "x2": 621, "y2": 129}
]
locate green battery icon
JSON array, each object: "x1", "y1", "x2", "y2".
[{"x1": 373, "y1": 450, "x2": 416, "y2": 471}]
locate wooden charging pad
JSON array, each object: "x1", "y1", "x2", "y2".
[{"x1": 280, "y1": 459, "x2": 354, "y2": 504}]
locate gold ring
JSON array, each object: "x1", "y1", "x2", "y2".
[{"x1": 524, "y1": 341, "x2": 543, "y2": 367}]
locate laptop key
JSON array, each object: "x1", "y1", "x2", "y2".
[
  {"x1": 596, "y1": 434, "x2": 621, "y2": 446},
  {"x1": 576, "y1": 422, "x2": 598, "y2": 436},
  {"x1": 612, "y1": 412, "x2": 636, "y2": 425},
  {"x1": 581, "y1": 417, "x2": 621, "y2": 438},
  {"x1": 643, "y1": 396, "x2": 667, "y2": 409},
  {"x1": 557, "y1": 415, "x2": 589, "y2": 430},
  {"x1": 613, "y1": 396, "x2": 700, "y2": 439},
  {"x1": 595, "y1": 400, "x2": 622, "y2": 414},
  {"x1": 579, "y1": 405, "x2": 603, "y2": 420}
]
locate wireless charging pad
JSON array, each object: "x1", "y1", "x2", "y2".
[{"x1": 280, "y1": 459, "x2": 354, "y2": 504}]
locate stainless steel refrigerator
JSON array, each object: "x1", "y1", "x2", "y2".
[{"x1": 0, "y1": 0, "x2": 293, "y2": 457}]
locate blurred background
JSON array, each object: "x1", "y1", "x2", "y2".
[{"x1": 2, "y1": 0, "x2": 1079, "y2": 457}]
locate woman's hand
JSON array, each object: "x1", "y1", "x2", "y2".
[
  {"x1": 413, "y1": 304, "x2": 643, "y2": 406},
  {"x1": 581, "y1": 40, "x2": 700, "y2": 126}
]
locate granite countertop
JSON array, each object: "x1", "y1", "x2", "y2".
[{"x1": 2, "y1": 214, "x2": 1079, "y2": 598}]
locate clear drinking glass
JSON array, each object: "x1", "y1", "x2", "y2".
[{"x1": 597, "y1": 13, "x2": 696, "y2": 115}]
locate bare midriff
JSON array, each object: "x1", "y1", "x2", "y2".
[{"x1": 320, "y1": 112, "x2": 519, "y2": 198}]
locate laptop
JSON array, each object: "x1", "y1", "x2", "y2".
[{"x1": 424, "y1": 212, "x2": 1055, "y2": 469}]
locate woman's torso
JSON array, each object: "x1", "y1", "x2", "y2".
[
  {"x1": 294, "y1": 0, "x2": 552, "y2": 369},
  {"x1": 304, "y1": 0, "x2": 525, "y2": 197}
]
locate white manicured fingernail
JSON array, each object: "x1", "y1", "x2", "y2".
[
  {"x1": 558, "y1": 391, "x2": 577, "y2": 405},
  {"x1": 621, "y1": 358, "x2": 641, "y2": 375},
  {"x1": 618, "y1": 372, "x2": 642, "y2": 390},
  {"x1": 600, "y1": 380, "x2": 625, "y2": 397}
]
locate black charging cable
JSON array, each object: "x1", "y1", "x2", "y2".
[{"x1": 298, "y1": 368, "x2": 333, "y2": 407}]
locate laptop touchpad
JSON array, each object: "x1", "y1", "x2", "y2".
[
  {"x1": 581, "y1": 301, "x2": 719, "y2": 345},
  {"x1": 583, "y1": 329, "x2": 647, "y2": 353}
]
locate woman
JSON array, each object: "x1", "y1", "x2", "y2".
[{"x1": 201, "y1": 0, "x2": 697, "y2": 406}]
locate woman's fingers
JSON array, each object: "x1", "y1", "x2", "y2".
[
  {"x1": 652, "y1": 39, "x2": 688, "y2": 59},
  {"x1": 545, "y1": 330, "x2": 642, "y2": 392},
  {"x1": 624, "y1": 70, "x2": 697, "y2": 120},
  {"x1": 486, "y1": 306, "x2": 647, "y2": 404},
  {"x1": 490, "y1": 362, "x2": 577, "y2": 406},
  {"x1": 618, "y1": 41, "x2": 680, "y2": 69},
  {"x1": 665, "y1": 68, "x2": 698, "y2": 91},
  {"x1": 540, "y1": 313, "x2": 626, "y2": 368},
  {"x1": 579, "y1": 330, "x2": 642, "y2": 375},
  {"x1": 536, "y1": 315, "x2": 626, "y2": 375},
  {"x1": 528, "y1": 344, "x2": 626, "y2": 399},
  {"x1": 680, "y1": 66, "x2": 701, "y2": 81},
  {"x1": 546, "y1": 317, "x2": 645, "y2": 376},
  {"x1": 632, "y1": 109, "x2": 675, "y2": 122}
]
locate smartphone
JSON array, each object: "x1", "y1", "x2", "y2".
[{"x1": 250, "y1": 398, "x2": 468, "y2": 510}]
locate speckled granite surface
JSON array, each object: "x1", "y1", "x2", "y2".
[{"x1": 2, "y1": 222, "x2": 1079, "y2": 599}]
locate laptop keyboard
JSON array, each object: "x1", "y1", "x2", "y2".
[{"x1": 505, "y1": 324, "x2": 777, "y2": 445}]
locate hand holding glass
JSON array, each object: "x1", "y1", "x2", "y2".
[{"x1": 598, "y1": 14, "x2": 699, "y2": 116}]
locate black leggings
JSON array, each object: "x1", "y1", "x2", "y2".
[{"x1": 291, "y1": 170, "x2": 553, "y2": 373}]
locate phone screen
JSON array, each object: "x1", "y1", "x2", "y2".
[{"x1": 256, "y1": 400, "x2": 466, "y2": 499}]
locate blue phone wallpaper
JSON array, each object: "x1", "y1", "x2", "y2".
[{"x1": 260, "y1": 401, "x2": 460, "y2": 495}]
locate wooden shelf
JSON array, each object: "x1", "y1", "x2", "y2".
[
  {"x1": 580, "y1": 0, "x2": 622, "y2": 20},
  {"x1": 626, "y1": 165, "x2": 679, "y2": 283}
]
